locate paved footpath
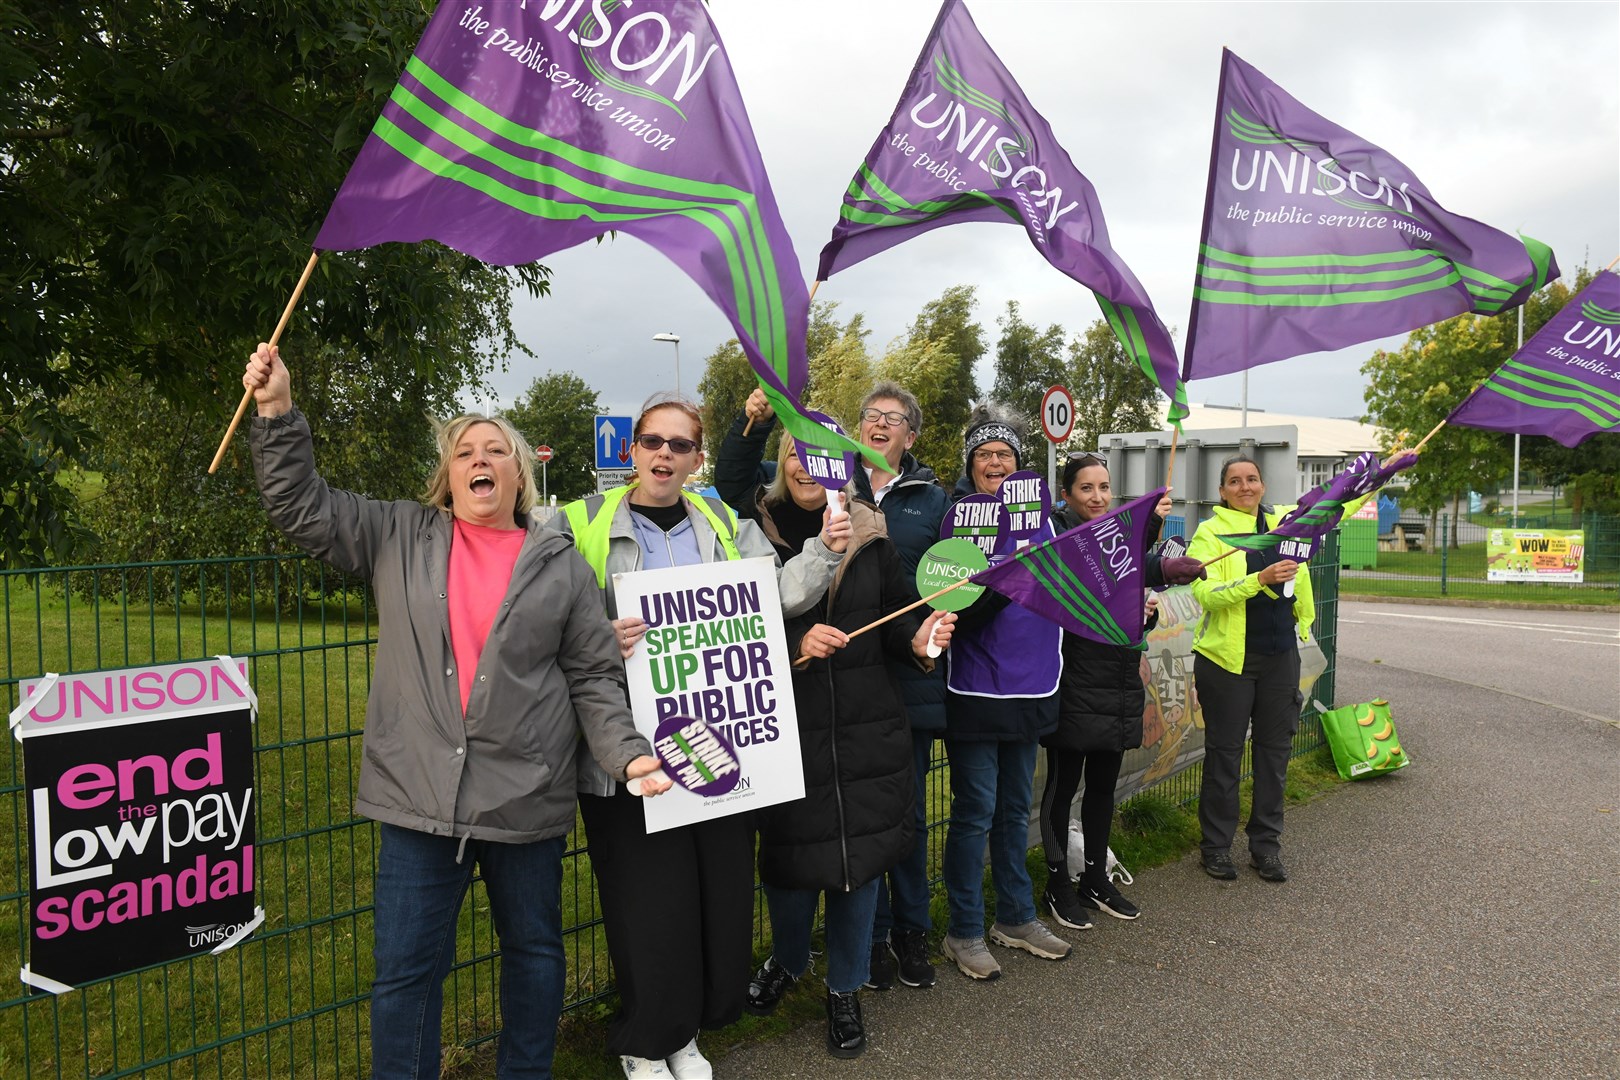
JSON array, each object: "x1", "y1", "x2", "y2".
[{"x1": 717, "y1": 603, "x2": 1619, "y2": 1078}]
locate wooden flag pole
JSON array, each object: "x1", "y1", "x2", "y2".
[
  {"x1": 1410, "y1": 415, "x2": 1449, "y2": 455},
  {"x1": 1196, "y1": 544, "x2": 1245, "y2": 571},
  {"x1": 792, "y1": 573, "x2": 973, "y2": 668},
  {"x1": 1164, "y1": 425, "x2": 1181, "y2": 490},
  {"x1": 744, "y1": 279, "x2": 824, "y2": 438},
  {"x1": 208, "y1": 251, "x2": 321, "y2": 474}
]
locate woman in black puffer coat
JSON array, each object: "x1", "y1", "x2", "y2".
[
  {"x1": 1037, "y1": 453, "x2": 1193, "y2": 929},
  {"x1": 736, "y1": 433, "x2": 955, "y2": 1060}
]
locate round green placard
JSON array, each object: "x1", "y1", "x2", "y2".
[{"x1": 916, "y1": 538, "x2": 988, "y2": 611}]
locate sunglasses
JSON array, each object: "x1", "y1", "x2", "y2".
[{"x1": 634, "y1": 433, "x2": 699, "y2": 455}]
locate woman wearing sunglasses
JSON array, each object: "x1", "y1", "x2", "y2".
[{"x1": 556, "y1": 393, "x2": 851, "y2": 1080}]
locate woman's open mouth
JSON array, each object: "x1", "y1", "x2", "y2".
[{"x1": 470, "y1": 474, "x2": 495, "y2": 496}]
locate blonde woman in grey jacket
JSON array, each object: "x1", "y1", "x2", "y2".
[{"x1": 245, "y1": 343, "x2": 667, "y2": 1080}]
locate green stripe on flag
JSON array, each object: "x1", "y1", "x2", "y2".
[
  {"x1": 1492, "y1": 361, "x2": 1620, "y2": 421},
  {"x1": 401, "y1": 58, "x2": 791, "y2": 382},
  {"x1": 1023, "y1": 543, "x2": 1130, "y2": 645},
  {"x1": 1194, "y1": 272, "x2": 1461, "y2": 307},
  {"x1": 1197, "y1": 256, "x2": 1452, "y2": 288}
]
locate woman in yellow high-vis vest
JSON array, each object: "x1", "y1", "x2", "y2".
[{"x1": 556, "y1": 393, "x2": 850, "y2": 1080}]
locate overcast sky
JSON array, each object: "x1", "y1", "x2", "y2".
[{"x1": 470, "y1": 0, "x2": 1620, "y2": 430}]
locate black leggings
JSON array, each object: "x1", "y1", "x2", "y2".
[{"x1": 1038, "y1": 746, "x2": 1124, "y2": 886}]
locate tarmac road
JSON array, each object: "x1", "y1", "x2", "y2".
[
  {"x1": 1337, "y1": 600, "x2": 1618, "y2": 726},
  {"x1": 715, "y1": 601, "x2": 1619, "y2": 1078}
]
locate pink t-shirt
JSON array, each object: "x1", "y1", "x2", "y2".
[{"x1": 448, "y1": 518, "x2": 527, "y2": 714}]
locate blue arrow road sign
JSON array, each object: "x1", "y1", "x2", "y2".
[{"x1": 594, "y1": 415, "x2": 634, "y2": 470}]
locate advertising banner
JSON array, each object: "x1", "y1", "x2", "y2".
[
  {"x1": 613, "y1": 557, "x2": 803, "y2": 833},
  {"x1": 1486, "y1": 529, "x2": 1585, "y2": 582},
  {"x1": 11, "y1": 658, "x2": 261, "y2": 994},
  {"x1": 1116, "y1": 586, "x2": 1327, "y2": 799}
]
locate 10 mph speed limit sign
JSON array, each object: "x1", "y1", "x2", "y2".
[{"x1": 1040, "y1": 385, "x2": 1074, "y2": 443}]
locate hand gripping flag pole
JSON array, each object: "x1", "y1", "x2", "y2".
[{"x1": 207, "y1": 252, "x2": 320, "y2": 474}]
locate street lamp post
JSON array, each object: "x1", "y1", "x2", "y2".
[{"x1": 653, "y1": 332, "x2": 682, "y2": 397}]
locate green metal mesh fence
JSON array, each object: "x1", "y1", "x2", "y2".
[{"x1": 2, "y1": 542, "x2": 1342, "y2": 1077}]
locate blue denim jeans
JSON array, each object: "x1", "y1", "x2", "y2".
[
  {"x1": 941, "y1": 738, "x2": 1039, "y2": 939},
  {"x1": 371, "y1": 823, "x2": 566, "y2": 1079},
  {"x1": 873, "y1": 729, "x2": 936, "y2": 939},
  {"x1": 764, "y1": 878, "x2": 881, "y2": 994}
]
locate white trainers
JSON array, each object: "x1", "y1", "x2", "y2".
[
  {"x1": 666, "y1": 1036, "x2": 713, "y2": 1079},
  {"x1": 621, "y1": 1055, "x2": 673, "y2": 1079}
]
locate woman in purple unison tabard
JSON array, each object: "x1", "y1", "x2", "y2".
[{"x1": 937, "y1": 405, "x2": 1074, "y2": 981}]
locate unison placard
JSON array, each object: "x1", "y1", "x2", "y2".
[
  {"x1": 11, "y1": 657, "x2": 262, "y2": 993},
  {"x1": 613, "y1": 557, "x2": 803, "y2": 833}
]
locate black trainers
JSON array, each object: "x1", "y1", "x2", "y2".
[
  {"x1": 1043, "y1": 885, "x2": 1095, "y2": 930},
  {"x1": 1202, "y1": 850, "x2": 1238, "y2": 880},
  {"x1": 1078, "y1": 878, "x2": 1141, "y2": 920},
  {"x1": 891, "y1": 928, "x2": 936, "y2": 988},
  {"x1": 825, "y1": 989, "x2": 865, "y2": 1058},
  {"x1": 745, "y1": 957, "x2": 797, "y2": 1016},
  {"x1": 863, "y1": 938, "x2": 896, "y2": 991},
  {"x1": 1251, "y1": 853, "x2": 1289, "y2": 882}
]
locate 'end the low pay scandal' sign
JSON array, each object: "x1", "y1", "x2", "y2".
[
  {"x1": 10, "y1": 658, "x2": 262, "y2": 994},
  {"x1": 613, "y1": 557, "x2": 803, "y2": 833}
]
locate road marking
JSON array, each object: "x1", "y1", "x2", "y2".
[
  {"x1": 1343, "y1": 658, "x2": 1618, "y2": 728},
  {"x1": 1351, "y1": 611, "x2": 1619, "y2": 637},
  {"x1": 1555, "y1": 639, "x2": 1620, "y2": 647}
]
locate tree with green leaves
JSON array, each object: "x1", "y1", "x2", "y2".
[
  {"x1": 804, "y1": 304, "x2": 874, "y2": 430},
  {"x1": 903, "y1": 285, "x2": 983, "y2": 458},
  {"x1": 1362, "y1": 274, "x2": 1584, "y2": 548},
  {"x1": 502, "y1": 372, "x2": 603, "y2": 504},
  {"x1": 2, "y1": 2, "x2": 549, "y2": 568},
  {"x1": 1065, "y1": 319, "x2": 1162, "y2": 454},
  {"x1": 696, "y1": 339, "x2": 754, "y2": 469},
  {"x1": 876, "y1": 337, "x2": 964, "y2": 487},
  {"x1": 991, "y1": 301, "x2": 1067, "y2": 445}
]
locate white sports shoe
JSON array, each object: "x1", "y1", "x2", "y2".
[
  {"x1": 666, "y1": 1036, "x2": 714, "y2": 1079},
  {"x1": 621, "y1": 1055, "x2": 673, "y2": 1079}
]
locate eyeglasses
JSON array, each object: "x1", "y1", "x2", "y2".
[
  {"x1": 972, "y1": 448, "x2": 1016, "y2": 463},
  {"x1": 859, "y1": 408, "x2": 910, "y2": 427},
  {"x1": 634, "y1": 434, "x2": 699, "y2": 455}
]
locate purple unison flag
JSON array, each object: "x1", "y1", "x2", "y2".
[
  {"x1": 1184, "y1": 49, "x2": 1559, "y2": 382},
  {"x1": 313, "y1": 0, "x2": 880, "y2": 468},
  {"x1": 816, "y1": 0, "x2": 1187, "y2": 427},
  {"x1": 1447, "y1": 270, "x2": 1620, "y2": 447},
  {"x1": 1218, "y1": 451, "x2": 1417, "y2": 553},
  {"x1": 971, "y1": 488, "x2": 1165, "y2": 647}
]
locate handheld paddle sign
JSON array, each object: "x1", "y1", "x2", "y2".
[
  {"x1": 941, "y1": 494, "x2": 1009, "y2": 563},
  {"x1": 998, "y1": 470, "x2": 1052, "y2": 550},
  {"x1": 628, "y1": 714, "x2": 742, "y2": 798},
  {"x1": 915, "y1": 537, "x2": 989, "y2": 657},
  {"x1": 793, "y1": 411, "x2": 855, "y2": 519}
]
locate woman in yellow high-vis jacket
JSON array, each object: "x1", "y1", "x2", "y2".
[{"x1": 1188, "y1": 454, "x2": 1372, "y2": 885}]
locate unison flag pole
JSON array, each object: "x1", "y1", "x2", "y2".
[
  {"x1": 1165, "y1": 425, "x2": 1180, "y2": 490},
  {"x1": 744, "y1": 278, "x2": 823, "y2": 439},
  {"x1": 208, "y1": 251, "x2": 321, "y2": 474}
]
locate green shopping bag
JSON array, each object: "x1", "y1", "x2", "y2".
[{"x1": 1319, "y1": 698, "x2": 1410, "y2": 780}]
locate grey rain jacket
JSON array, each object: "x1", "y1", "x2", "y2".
[{"x1": 250, "y1": 408, "x2": 651, "y2": 846}]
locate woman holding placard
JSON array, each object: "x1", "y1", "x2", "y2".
[
  {"x1": 938, "y1": 406, "x2": 1074, "y2": 981},
  {"x1": 243, "y1": 344, "x2": 668, "y2": 1080},
  {"x1": 741, "y1": 432, "x2": 956, "y2": 1058},
  {"x1": 556, "y1": 393, "x2": 849, "y2": 1080}
]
